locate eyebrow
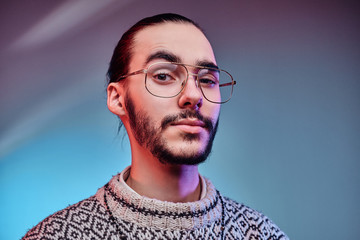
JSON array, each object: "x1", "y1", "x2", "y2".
[
  {"x1": 145, "y1": 50, "x2": 181, "y2": 65},
  {"x1": 144, "y1": 50, "x2": 219, "y2": 69},
  {"x1": 195, "y1": 60, "x2": 219, "y2": 69}
]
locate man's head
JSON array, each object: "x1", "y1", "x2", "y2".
[
  {"x1": 107, "y1": 13, "x2": 203, "y2": 86},
  {"x1": 107, "y1": 13, "x2": 225, "y2": 165}
]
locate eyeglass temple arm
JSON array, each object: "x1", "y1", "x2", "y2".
[
  {"x1": 117, "y1": 69, "x2": 146, "y2": 81},
  {"x1": 219, "y1": 80, "x2": 237, "y2": 87}
]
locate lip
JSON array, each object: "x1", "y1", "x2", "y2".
[
  {"x1": 171, "y1": 118, "x2": 205, "y2": 127},
  {"x1": 171, "y1": 119, "x2": 206, "y2": 134}
]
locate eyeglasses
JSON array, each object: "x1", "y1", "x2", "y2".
[{"x1": 117, "y1": 62, "x2": 236, "y2": 104}]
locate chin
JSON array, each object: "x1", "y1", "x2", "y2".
[
  {"x1": 159, "y1": 153, "x2": 208, "y2": 166},
  {"x1": 152, "y1": 139, "x2": 212, "y2": 166},
  {"x1": 182, "y1": 132, "x2": 202, "y2": 142}
]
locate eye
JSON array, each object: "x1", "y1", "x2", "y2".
[
  {"x1": 198, "y1": 69, "x2": 220, "y2": 88},
  {"x1": 151, "y1": 71, "x2": 177, "y2": 84},
  {"x1": 200, "y1": 77, "x2": 216, "y2": 85},
  {"x1": 154, "y1": 73, "x2": 170, "y2": 81},
  {"x1": 199, "y1": 74, "x2": 219, "y2": 88}
]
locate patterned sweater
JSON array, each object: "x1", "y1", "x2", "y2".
[{"x1": 22, "y1": 167, "x2": 288, "y2": 239}]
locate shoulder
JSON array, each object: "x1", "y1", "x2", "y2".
[
  {"x1": 221, "y1": 196, "x2": 289, "y2": 240},
  {"x1": 22, "y1": 196, "x2": 114, "y2": 240}
]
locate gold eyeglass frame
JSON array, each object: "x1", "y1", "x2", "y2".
[{"x1": 117, "y1": 62, "x2": 236, "y2": 104}]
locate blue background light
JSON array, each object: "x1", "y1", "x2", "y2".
[{"x1": 0, "y1": 1, "x2": 359, "y2": 239}]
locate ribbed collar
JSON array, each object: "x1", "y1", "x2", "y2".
[{"x1": 96, "y1": 167, "x2": 222, "y2": 230}]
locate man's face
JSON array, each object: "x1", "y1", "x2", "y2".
[{"x1": 123, "y1": 22, "x2": 221, "y2": 165}]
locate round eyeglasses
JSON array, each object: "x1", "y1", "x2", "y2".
[{"x1": 117, "y1": 62, "x2": 236, "y2": 104}]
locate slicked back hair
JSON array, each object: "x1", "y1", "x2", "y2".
[{"x1": 106, "y1": 13, "x2": 204, "y2": 86}]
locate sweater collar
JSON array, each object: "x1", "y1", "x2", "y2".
[
  {"x1": 96, "y1": 166, "x2": 222, "y2": 230},
  {"x1": 119, "y1": 166, "x2": 208, "y2": 201}
]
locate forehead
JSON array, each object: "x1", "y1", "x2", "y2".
[{"x1": 131, "y1": 22, "x2": 216, "y2": 68}]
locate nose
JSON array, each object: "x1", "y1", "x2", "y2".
[{"x1": 178, "y1": 74, "x2": 203, "y2": 110}]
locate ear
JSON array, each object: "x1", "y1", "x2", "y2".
[{"x1": 107, "y1": 82, "x2": 126, "y2": 117}]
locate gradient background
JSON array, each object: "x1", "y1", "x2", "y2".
[{"x1": 1, "y1": 1, "x2": 359, "y2": 239}]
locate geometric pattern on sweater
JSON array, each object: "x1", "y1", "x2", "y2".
[
  {"x1": 97, "y1": 168, "x2": 223, "y2": 232},
  {"x1": 22, "y1": 170, "x2": 289, "y2": 240}
]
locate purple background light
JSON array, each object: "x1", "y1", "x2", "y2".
[{"x1": 0, "y1": 1, "x2": 359, "y2": 239}]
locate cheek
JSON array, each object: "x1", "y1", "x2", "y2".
[
  {"x1": 207, "y1": 105, "x2": 221, "y2": 122},
  {"x1": 141, "y1": 96, "x2": 172, "y2": 122}
]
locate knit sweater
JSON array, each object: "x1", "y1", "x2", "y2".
[{"x1": 22, "y1": 167, "x2": 288, "y2": 239}]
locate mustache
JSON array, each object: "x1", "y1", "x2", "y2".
[{"x1": 161, "y1": 110, "x2": 214, "y2": 132}]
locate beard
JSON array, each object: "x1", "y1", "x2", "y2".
[{"x1": 125, "y1": 94, "x2": 219, "y2": 165}]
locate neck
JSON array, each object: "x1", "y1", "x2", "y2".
[{"x1": 126, "y1": 148, "x2": 201, "y2": 202}]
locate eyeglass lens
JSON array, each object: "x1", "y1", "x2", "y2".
[{"x1": 145, "y1": 62, "x2": 233, "y2": 103}]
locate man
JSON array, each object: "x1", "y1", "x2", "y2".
[{"x1": 23, "y1": 13, "x2": 288, "y2": 240}]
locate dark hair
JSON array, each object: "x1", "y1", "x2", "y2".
[{"x1": 106, "y1": 13, "x2": 203, "y2": 85}]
